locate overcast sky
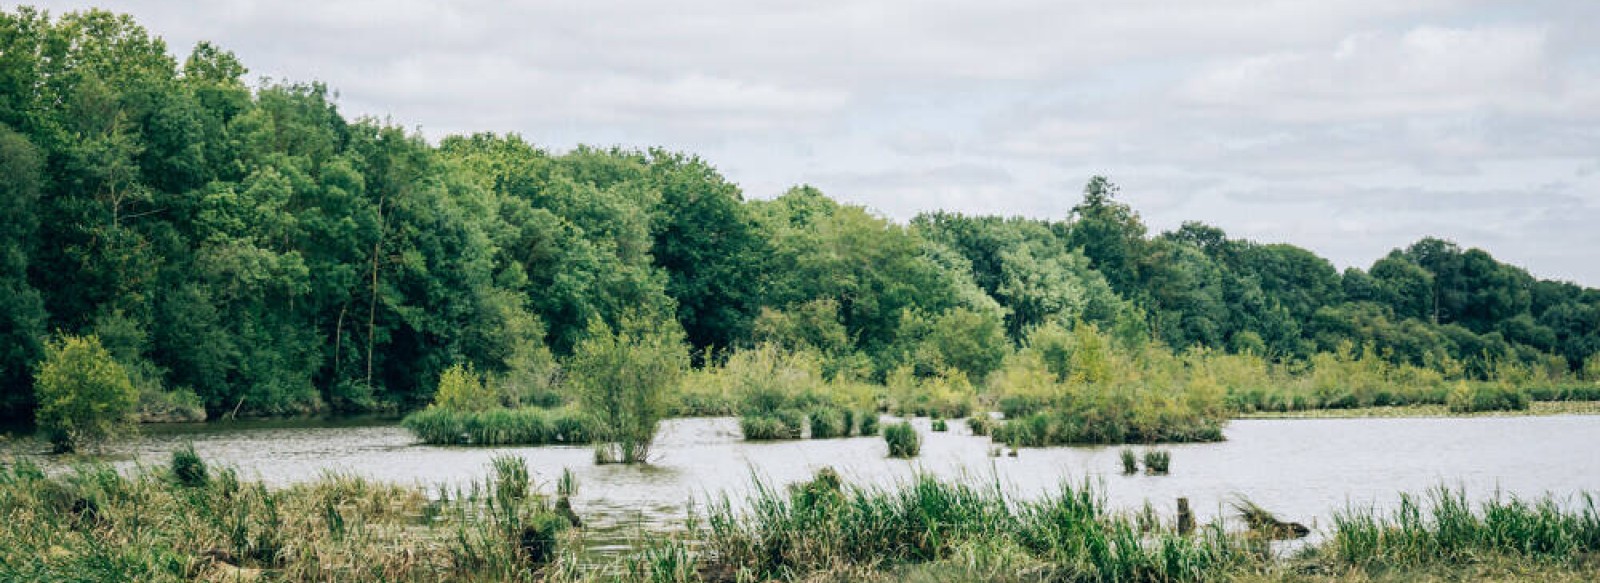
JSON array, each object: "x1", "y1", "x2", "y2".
[{"x1": 29, "y1": 1, "x2": 1600, "y2": 286}]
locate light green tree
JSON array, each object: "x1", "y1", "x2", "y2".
[
  {"x1": 430, "y1": 363, "x2": 498, "y2": 412},
  {"x1": 569, "y1": 313, "x2": 687, "y2": 464},
  {"x1": 34, "y1": 334, "x2": 138, "y2": 453}
]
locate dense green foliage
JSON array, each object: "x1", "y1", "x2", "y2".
[
  {"x1": 2, "y1": 7, "x2": 1599, "y2": 427},
  {"x1": 32, "y1": 334, "x2": 138, "y2": 452}
]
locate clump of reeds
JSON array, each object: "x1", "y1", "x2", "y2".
[
  {"x1": 966, "y1": 414, "x2": 993, "y2": 436},
  {"x1": 856, "y1": 411, "x2": 880, "y2": 436},
  {"x1": 1144, "y1": 450, "x2": 1171, "y2": 475},
  {"x1": 931, "y1": 418, "x2": 949, "y2": 432},
  {"x1": 809, "y1": 407, "x2": 848, "y2": 439},
  {"x1": 740, "y1": 408, "x2": 806, "y2": 440},
  {"x1": 1328, "y1": 487, "x2": 1600, "y2": 569},
  {"x1": 990, "y1": 409, "x2": 1225, "y2": 447},
  {"x1": 171, "y1": 443, "x2": 208, "y2": 487},
  {"x1": 1119, "y1": 448, "x2": 1138, "y2": 475},
  {"x1": 401, "y1": 406, "x2": 598, "y2": 446},
  {"x1": 884, "y1": 422, "x2": 921, "y2": 458}
]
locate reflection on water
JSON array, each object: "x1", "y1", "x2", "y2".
[{"x1": 10, "y1": 415, "x2": 1600, "y2": 552}]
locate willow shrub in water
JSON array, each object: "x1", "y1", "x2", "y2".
[
  {"x1": 884, "y1": 422, "x2": 921, "y2": 458},
  {"x1": 568, "y1": 314, "x2": 687, "y2": 464}
]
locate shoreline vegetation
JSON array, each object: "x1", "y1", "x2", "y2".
[{"x1": 3, "y1": 448, "x2": 1595, "y2": 583}]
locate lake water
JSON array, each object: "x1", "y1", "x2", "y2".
[{"x1": 11, "y1": 414, "x2": 1599, "y2": 554}]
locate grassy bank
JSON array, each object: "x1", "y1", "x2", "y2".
[
  {"x1": 562, "y1": 473, "x2": 1598, "y2": 583},
  {"x1": 7, "y1": 449, "x2": 1596, "y2": 583}
]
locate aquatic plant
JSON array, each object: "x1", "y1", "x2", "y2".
[
  {"x1": 740, "y1": 408, "x2": 806, "y2": 440},
  {"x1": 856, "y1": 411, "x2": 881, "y2": 436},
  {"x1": 170, "y1": 443, "x2": 209, "y2": 488},
  {"x1": 931, "y1": 418, "x2": 949, "y2": 432},
  {"x1": 1143, "y1": 450, "x2": 1171, "y2": 475},
  {"x1": 1119, "y1": 448, "x2": 1138, "y2": 475},
  {"x1": 884, "y1": 422, "x2": 921, "y2": 458},
  {"x1": 809, "y1": 406, "x2": 848, "y2": 439},
  {"x1": 966, "y1": 414, "x2": 992, "y2": 436},
  {"x1": 402, "y1": 406, "x2": 598, "y2": 446}
]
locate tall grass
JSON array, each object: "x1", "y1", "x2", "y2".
[
  {"x1": 1327, "y1": 487, "x2": 1600, "y2": 569},
  {"x1": 0, "y1": 451, "x2": 575, "y2": 582},
  {"x1": 1143, "y1": 450, "x2": 1171, "y2": 475},
  {"x1": 700, "y1": 470, "x2": 1249, "y2": 582},
  {"x1": 402, "y1": 407, "x2": 598, "y2": 446}
]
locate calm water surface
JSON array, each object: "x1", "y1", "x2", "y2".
[{"x1": 12, "y1": 415, "x2": 1599, "y2": 552}]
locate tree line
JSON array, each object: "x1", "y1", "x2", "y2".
[{"x1": 3, "y1": 7, "x2": 1597, "y2": 422}]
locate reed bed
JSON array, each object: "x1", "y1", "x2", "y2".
[{"x1": 401, "y1": 407, "x2": 599, "y2": 446}]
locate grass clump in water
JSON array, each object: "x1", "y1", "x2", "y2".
[
  {"x1": 402, "y1": 406, "x2": 597, "y2": 446},
  {"x1": 809, "y1": 407, "x2": 849, "y2": 439},
  {"x1": 740, "y1": 409, "x2": 805, "y2": 440},
  {"x1": 931, "y1": 418, "x2": 949, "y2": 432},
  {"x1": 1144, "y1": 450, "x2": 1171, "y2": 475},
  {"x1": 1119, "y1": 448, "x2": 1138, "y2": 475},
  {"x1": 170, "y1": 443, "x2": 208, "y2": 488},
  {"x1": 884, "y1": 422, "x2": 921, "y2": 458}
]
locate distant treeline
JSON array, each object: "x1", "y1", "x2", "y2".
[{"x1": 2, "y1": 7, "x2": 1597, "y2": 420}]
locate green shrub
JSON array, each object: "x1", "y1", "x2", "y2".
[
  {"x1": 931, "y1": 418, "x2": 948, "y2": 432},
  {"x1": 885, "y1": 422, "x2": 921, "y2": 458},
  {"x1": 1447, "y1": 382, "x2": 1530, "y2": 413},
  {"x1": 856, "y1": 411, "x2": 880, "y2": 436},
  {"x1": 431, "y1": 363, "x2": 498, "y2": 412},
  {"x1": 569, "y1": 314, "x2": 687, "y2": 464},
  {"x1": 171, "y1": 444, "x2": 208, "y2": 487},
  {"x1": 33, "y1": 334, "x2": 138, "y2": 453},
  {"x1": 966, "y1": 415, "x2": 993, "y2": 436}
]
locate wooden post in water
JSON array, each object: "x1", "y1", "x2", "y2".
[{"x1": 1177, "y1": 497, "x2": 1195, "y2": 535}]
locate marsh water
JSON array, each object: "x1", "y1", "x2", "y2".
[{"x1": 11, "y1": 415, "x2": 1600, "y2": 554}]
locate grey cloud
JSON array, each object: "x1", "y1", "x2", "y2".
[{"x1": 27, "y1": 0, "x2": 1600, "y2": 285}]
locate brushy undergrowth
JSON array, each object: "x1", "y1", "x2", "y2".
[
  {"x1": 402, "y1": 407, "x2": 598, "y2": 446},
  {"x1": 0, "y1": 451, "x2": 575, "y2": 582}
]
